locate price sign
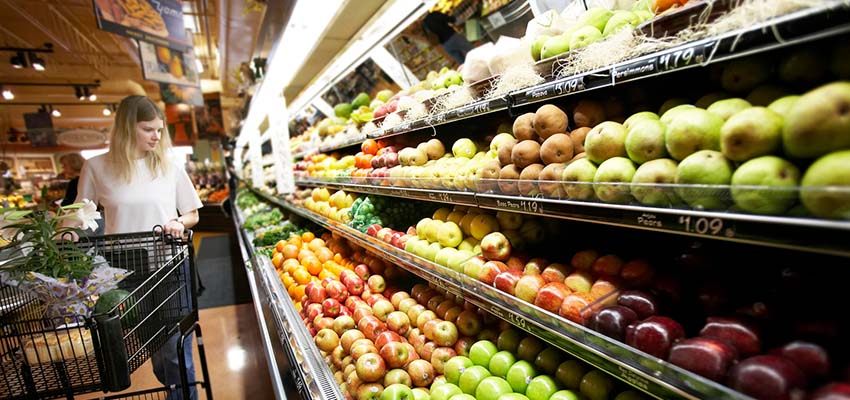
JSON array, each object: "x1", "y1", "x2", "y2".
[
  {"x1": 394, "y1": 122, "x2": 412, "y2": 133},
  {"x1": 678, "y1": 215, "x2": 735, "y2": 237},
  {"x1": 428, "y1": 192, "x2": 453, "y2": 203},
  {"x1": 519, "y1": 199, "x2": 544, "y2": 214},
  {"x1": 388, "y1": 188, "x2": 409, "y2": 198},
  {"x1": 426, "y1": 113, "x2": 447, "y2": 126},
  {"x1": 657, "y1": 41, "x2": 715, "y2": 72},
  {"x1": 553, "y1": 76, "x2": 586, "y2": 96},
  {"x1": 618, "y1": 366, "x2": 650, "y2": 391},
  {"x1": 612, "y1": 57, "x2": 657, "y2": 83}
]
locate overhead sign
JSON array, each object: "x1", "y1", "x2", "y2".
[
  {"x1": 92, "y1": 0, "x2": 189, "y2": 51},
  {"x1": 139, "y1": 42, "x2": 201, "y2": 87}
]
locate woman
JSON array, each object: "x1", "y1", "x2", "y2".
[
  {"x1": 75, "y1": 95, "x2": 202, "y2": 399},
  {"x1": 59, "y1": 152, "x2": 85, "y2": 207}
]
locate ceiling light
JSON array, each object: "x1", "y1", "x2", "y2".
[
  {"x1": 1, "y1": 86, "x2": 12, "y2": 100},
  {"x1": 29, "y1": 52, "x2": 45, "y2": 71},
  {"x1": 10, "y1": 52, "x2": 26, "y2": 69},
  {"x1": 76, "y1": 86, "x2": 85, "y2": 100},
  {"x1": 51, "y1": 108, "x2": 61, "y2": 117},
  {"x1": 89, "y1": 94, "x2": 97, "y2": 101},
  {"x1": 102, "y1": 107, "x2": 112, "y2": 116}
]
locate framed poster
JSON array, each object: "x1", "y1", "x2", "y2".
[
  {"x1": 139, "y1": 42, "x2": 200, "y2": 87},
  {"x1": 92, "y1": 0, "x2": 189, "y2": 51},
  {"x1": 23, "y1": 112, "x2": 56, "y2": 147},
  {"x1": 159, "y1": 83, "x2": 203, "y2": 106},
  {"x1": 195, "y1": 93, "x2": 225, "y2": 138}
]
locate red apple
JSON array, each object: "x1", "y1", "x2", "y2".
[
  {"x1": 386, "y1": 311, "x2": 411, "y2": 336},
  {"x1": 361, "y1": 318, "x2": 387, "y2": 342},
  {"x1": 420, "y1": 342, "x2": 437, "y2": 362},
  {"x1": 455, "y1": 336, "x2": 475, "y2": 357},
  {"x1": 625, "y1": 316, "x2": 685, "y2": 359},
  {"x1": 564, "y1": 271, "x2": 593, "y2": 293},
  {"x1": 390, "y1": 291, "x2": 411, "y2": 309},
  {"x1": 592, "y1": 254, "x2": 624, "y2": 277},
  {"x1": 435, "y1": 300, "x2": 456, "y2": 319},
  {"x1": 444, "y1": 306, "x2": 463, "y2": 324},
  {"x1": 323, "y1": 298, "x2": 342, "y2": 317},
  {"x1": 589, "y1": 278, "x2": 619, "y2": 305},
  {"x1": 668, "y1": 337, "x2": 738, "y2": 382},
  {"x1": 571, "y1": 249, "x2": 599, "y2": 270},
  {"x1": 727, "y1": 355, "x2": 806, "y2": 400},
  {"x1": 433, "y1": 320, "x2": 459, "y2": 347},
  {"x1": 505, "y1": 256, "x2": 527, "y2": 273},
  {"x1": 426, "y1": 296, "x2": 446, "y2": 313},
  {"x1": 367, "y1": 224, "x2": 383, "y2": 238},
  {"x1": 315, "y1": 328, "x2": 340, "y2": 352},
  {"x1": 516, "y1": 275, "x2": 546, "y2": 303},
  {"x1": 809, "y1": 383, "x2": 850, "y2": 400},
  {"x1": 619, "y1": 259, "x2": 656, "y2": 286},
  {"x1": 366, "y1": 294, "x2": 386, "y2": 307},
  {"x1": 315, "y1": 316, "x2": 334, "y2": 330},
  {"x1": 409, "y1": 334, "x2": 427, "y2": 356},
  {"x1": 541, "y1": 263, "x2": 572, "y2": 283},
  {"x1": 406, "y1": 359, "x2": 435, "y2": 387},
  {"x1": 558, "y1": 292, "x2": 595, "y2": 325},
  {"x1": 308, "y1": 286, "x2": 327, "y2": 304},
  {"x1": 422, "y1": 319, "x2": 441, "y2": 341},
  {"x1": 773, "y1": 341, "x2": 830, "y2": 379},
  {"x1": 524, "y1": 258, "x2": 549, "y2": 275},
  {"x1": 380, "y1": 341, "x2": 410, "y2": 369},
  {"x1": 494, "y1": 271, "x2": 523, "y2": 295},
  {"x1": 327, "y1": 281, "x2": 349, "y2": 302},
  {"x1": 617, "y1": 290, "x2": 658, "y2": 319},
  {"x1": 354, "y1": 264, "x2": 371, "y2": 280},
  {"x1": 375, "y1": 331, "x2": 403, "y2": 351},
  {"x1": 455, "y1": 310, "x2": 483, "y2": 337},
  {"x1": 431, "y1": 346, "x2": 457, "y2": 374},
  {"x1": 341, "y1": 330, "x2": 366, "y2": 353},
  {"x1": 368, "y1": 275, "x2": 386, "y2": 293},
  {"x1": 345, "y1": 277, "x2": 366, "y2": 296},
  {"x1": 480, "y1": 232, "x2": 512, "y2": 261},
  {"x1": 306, "y1": 303, "x2": 323, "y2": 320},
  {"x1": 356, "y1": 353, "x2": 387, "y2": 383},
  {"x1": 699, "y1": 317, "x2": 761, "y2": 356},
  {"x1": 534, "y1": 282, "x2": 572, "y2": 314},
  {"x1": 478, "y1": 261, "x2": 508, "y2": 285},
  {"x1": 372, "y1": 299, "x2": 395, "y2": 322},
  {"x1": 588, "y1": 305, "x2": 639, "y2": 341}
]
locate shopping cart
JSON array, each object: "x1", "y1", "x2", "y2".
[{"x1": 0, "y1": 227, "x2": 212, "y2": 399}]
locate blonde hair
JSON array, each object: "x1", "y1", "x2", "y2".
[
  {"x1": 107, "y1": 96, "x2": 172, "y2": 182},
  {"x1": 59, "y1": 153, "x2": 85, "y2": 174}
]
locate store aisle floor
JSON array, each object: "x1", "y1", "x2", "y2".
[{"x1": 79, "y1": 303, "x2": 275, "y2": 399}]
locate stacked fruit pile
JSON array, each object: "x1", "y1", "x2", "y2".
[{"x1": 271, "y1": 231, "x2": 353, "y2": 309}]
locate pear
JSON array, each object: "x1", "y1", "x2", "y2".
[
  {"x1": 830, "y1": 42, "x2": 850, "y2": 79},
  {"x1": 625, "y1": 118, "x2": 668, "y2": 164},
  {"x1": 800, "y1": 150, "x2": 850, "y2": 219},
  {"x1": 532, "y1": 35, "x2": 552, "y2": 61},
  {"x1": 767, "y1": 95, "x2": 799, "y2": 116},
  {"x1": 540, "y1": 34, "x2": 571, "y2": 60},
  {"x1": 675, "y1": 150, "x2": 734, "y2": 210},
  {"x1": 720, "y1": 107, "x2": 783, "y2": 161},
  {"x1": 706, "y1": 98, "x2": 751, "y2": 121},
  {"x1": 603, "y1": 11, "x2": 639, "y2": 37},
  {"x1": 631, "y1": 158, "x2": 680, "y2": 206},
  {"x1": 579, "y1": 8, "x2": 614, "y2": 31},
  {"x1": 573, "y1": 99, "x2": 606, "y2": 128},
  {"x1": 721, "y1": 58, "x2": 771, "y2": 94},
  {"x1": 659, "y1": 103, "x2": 694, "y2": 125},
  {"x1": 731, "y1": 156, "x2": 800, "y2": 215},
  {"x1": 570, "y1": 26, "x2": 603, "y2": 50},
  {"x1": 665, "y1": 108, "x2": 724, "y2": 161},
  {"x1": 584, "y1": 121, "x2": 628, "y2": 163},
  {"x1": 778, "y1": 48, "x2": 827, "y2": 89},
  {"x1": 593, "y1": 157, "x2": 637, "y2": 204},
  {"x1": 623, "y1": 111, "x2": 659, "y2": 131},
  {"x1": 695, "y1": 92, "x2": 731, "y2": 109},
  {"x1": 746, "y1": 84, "x2": 791, "y2": 107},
  {"x1": 782, "y1": 81, "x2": 850, "y2": 159},
  {"x1": 561, "y1": 158, "x2": 597, "y2": 200}
]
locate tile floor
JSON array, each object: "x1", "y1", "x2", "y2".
[{"x1": 79, "y1": 303, "x2": 275, "y2": 399}]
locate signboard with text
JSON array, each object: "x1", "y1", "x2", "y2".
[{"x1": 92, "y1": 0, "x2": 189, "y2": 51}]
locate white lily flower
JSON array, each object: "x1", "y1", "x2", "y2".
[{"x1": 72, "y1": 199, "x2": 101, "y2": 231}]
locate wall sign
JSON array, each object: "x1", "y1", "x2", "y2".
[{"x1": 92, "y1": 0, "x2": 189, "y2": 51}]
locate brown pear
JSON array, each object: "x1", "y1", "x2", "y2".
[
  {"x1": 570, "y1": 127, "x2": 591, "y2": 153},
  {"x1": 539, "y1": 163, "x2": 566, "y2": 198},
  {"x1": 513, "y1": 113, "x2": 538, "y2": 141},
  {"x1": 572, "y1": 152, "x2": 586, "y2": 161},
  {"x1": 518, "y1": 163, "x2": 545, "y2": 196},
  {"x1": 533, "y1": 104, "x2": 569, "y2": 140},
  {"x1": 499, "y1": 164, "x2": 521, "y2": 194},
  {"x1": 573, "y1": 100, "x2": 606, "y2": 128},
  {"x1": 540, "y1": 133, "x2": 575, "y2": 164},
  {"x1": 512, "y1": 140, "x2": 542, "y2": 169},
  {"x1": 498, "y1": 138, "x2": 517, "y2": 166},
  {"x1": 478, "y1": 159, "x2": 502, "y2": 192}
]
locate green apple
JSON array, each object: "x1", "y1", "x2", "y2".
[
  {"x1": 462, "y1": 256, "x2": 485, "y2": 278},
  {"x1": 412, "y1": 388, "x2": 430, "y2": 400},
  {"x1": 506, "y1": 360, "x2": 537, "y2": 393},
  {"x1": 614, "y1": 390, "x2": 649, "y2": 400},
  {"x1": 631, "y1": 158, "x2": 680, "y2": 206},
  {"x1": 458, "y1": 365, "x2": 491, "y2": 395},
  {"x1": 469, "y1": 340, "x2": 499, "y2": 367},
  {"x1": 800, "y1": 150, "x2": 850, "y2": 218},
  {"x1": 447, "y1": 395, "x2": 475, "y2": 400},
  {"x1": 579, "y1": 370, "x2": 615, "y2": 400},
  {"x1": 417, "y1": 218, "x2": 435, "y2": 241},
  {"x1": 411, "y1": 239, "x2": 430, "y2": 258},
  {"x1": 534, "y1": 348, "x2": 564, "y2": 376},
  {"x1": 498, "y1": 394, "x2": 530, "y2": 400},
  {"x1": 491, "y1": 133, "x2": 516, "y2": 152},
  {"x1": 675, "y1": 150, "x2": 734, "y2": 210},
  {"x1": 435, "y1": 247, "x2": 460, "y2": 267},
  {"x1": 487, "y1": 351, "x2": 516, "y2": 378},
  {"x1": 382, "y1": 383, "x2": 415, "y2": 400},
  {"x1": 431, "y1": 383, "x2": 462, "y2": 400},
  {"x1": 665, "y1": 108, "x2": 724, "y2": 161},
  {"x1": 497, "y1": 329, "x2": 523, "y2": 353},
  {"x1": 448, "y1": 249, "x2": 474, "y2": 272},
  {"x1": 426, "y1": 220, "x2": 444, "y2": 243},
  {"x1": 585, "y1": 121, "x2": 628, "y2": 163},
  {"x1": 437, "y1": 221, "x2": 464, "y2": 248},
  {"x1": 550, "y1": 390, "x2": 581, "y2": 400},
  {"x1": 475, "y1": 376, "x2": 513, "y2": 400},
  {"x1": 433, "y1": 375, "x2": 449, "y2": 388},
  {"x1": 555, "y1": 360, "x2": 587, "y2": 390},
  {"x1": 706, "y1": 98, "x2": 751, "y2": 121},
  {"x1": 453, "y1": 139, "x2": 478, "y2": 159},
  {"x1": 626, "y1": 118, "x2": 668, "y2": 163},
  {"x1": 405, "y1": 236, "x2": 422, "y2": 253},
  {"x1": 782, "y1": 81, "x2": 850, "y2": 158},
  {"x1": 603, "y1": 11, "x2": 639, "y2": 36},
  {"x1": 720, "y1": 106, "x2": 783, "y2": 161},
  {"x1": 570, "y1": 26, "x2": 603, "y2": 50},
  {"x1": 423, "y1": 242, "x2": 443, "y2": 262},
  {"x1": 593, "y1": 157, "x2": 637, "y2": 204},
  {"x1": 731, "y1": 161, "x2": 806, "y2": 220},
  {"x1": 562, "y1": 158, "x2": 598, "y2": 200},
  {"x1": 526, "y1": 375, "x2": 559, "y2": 400},
  {"x1": 540, "y1": 34, "x2": 571, "y2": 60},
  {"x1": 767, "y1": 95, "x2": 799, "y2": 115},
  {"x1": 622, "y1": 111, "x2": 659, "y2": 131},
  {"x1": 579, "y1": 7, "x2": 614, "y2": 31},
  {"x1": 445, "y1": 356, "x2": 474, "y2": 385}
]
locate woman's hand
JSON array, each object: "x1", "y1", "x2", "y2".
[{"x1": 163, "y1": 219, "x2": 185, "y2": 238}]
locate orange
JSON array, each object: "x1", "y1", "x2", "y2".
[
  {"x1": 282, "y1": 244, "x2": 300, "y2": 259},
  {"x1": 280, "y1": 274, "x2": 295, "y2": 288},
  {"x1": 271, "y1": 253, "x2": 284, "y2": 269},
  {"x1": 302, "y1": 231, "x2": 315, "y2": 242},
  {"x1": 291, "y1": 285, "x2": 305, "y2": 301},
  {"x1": 308, "y1": 238, "x2": 326, "y2": 252},
  {"x1": 297, "y1": 249, "x2": 316, "y2": 262},
  {"x1": 288, "y1": 234, "x2": 302, "y2": 248},
  {"x1": 293, "y1": 269, "x2": 311, "y2": 285},
  {"x1": 303, "y1": 257, "x2": 322, "y2": 276},
  {"x1": 283, "y1": 259, "x2": 300, "y2": 273},
  {"x1": 315, "y1": 247, "x2": 334, "y2": 263},
  {"x1": 361, "y1": 139, "x2": 379, "y2": 155},
  {"x1": 275, "y1": 240, "x2": 286, "y2": 253}
]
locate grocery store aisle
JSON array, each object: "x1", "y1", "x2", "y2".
[
  {"x1": 194, "y1": 232, "x2": 252, "y2": 309},
  {"x1": 79, "y1": 303, "x2": 275, "y2": 399}
]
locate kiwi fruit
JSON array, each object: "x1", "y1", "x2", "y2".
[
  {"x1": 498, "y1": 138, "x2": 517, "y2": 166},
  {"x1": 573, "y1": 99, "x2": 606, "y2": 128},
  {"x1": 533, "y1": 104, "x2": 569, "y2": 140},
  {"x1": 499, "y1": 164, "x2": 521, "y2": 194},
  {"x1": 570, "y1": 127, "x2": 591, "y2": 153},
  {"x1": 518, "y1": 163, "x2": 545, "y2": 196},
  {"x1": 513, "y1": 113, "x2": 538, "y2": 141},
  {"x1": 511, "y1": 140, "x2": 542, "y2": 169},
  {"x1": 540, "y1": 133, "x2": 574, "y2": 164}
]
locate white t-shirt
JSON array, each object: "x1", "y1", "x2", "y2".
[{"x1": 75, "y1": 154, "x2": 203, "y2": 235}]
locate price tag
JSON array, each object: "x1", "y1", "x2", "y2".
[
  {"x1": 657, "y1": 41, "x2": 714, "y2": 72},
  {"x1": 677, "y1": 215, "x2": 735, "y2": 237},
  {"x1": 553, "y1": 76, "x2": 586, "y2": 95},
  {"x1": 488, "y1": 11, "x2": 507, "y2": 29},
  {"x1": 394, "y1": 122, "x2": 412, "y2": 133},
  {"x1": 428, "y1": 192, "x2": 453, "y2": 203},
  {"x1": 426, "y1": 113, "x2": 447, "y2": 125},
  {"x1": 612, "y1": 57, "x2": 657, "y2": 82},
  {"x1": 636, "y1": 213, "x2": 663, "y2": 228},
  {"x1": 618, "y1": 366, "x2": 650, "y2": 391},
  {"x1": 519, "y1": 199, "x2": 544, "y2": 214},
  {"x1": 388, "y1": 188, "x2": 409, "y2": 198}
]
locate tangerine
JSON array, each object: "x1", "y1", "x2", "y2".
[
  {"x1": 303, "y1": 257, "x2": 322, "y2": 276},
  {"x1": 302, "y1": 231, "x2": 316, "y2": 242},
  {"x1": 293, "y1": 269, "x2": 311, "y2": 285},
  {"x1": 271, "y1": 253, "x2": 284, "y2": 269},
  {"x1": 361, "y1": 139, "x2": 379, "y2": 155},
  {"x1": 275, "y1": 240, "x2": 286, "y2": 253},
  {"x1": 282, "y1": 244, "x2": 299, "y2": 259}
]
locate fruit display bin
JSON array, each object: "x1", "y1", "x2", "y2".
[{"x1": 244, "y1": 184, "x2": 754, "y2": 399}]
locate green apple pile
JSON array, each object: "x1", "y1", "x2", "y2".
[
  {"x1": 404, "y1": 206, "x2": 546, "y2": 271},
  {"x1": 390, "y1": 137, "x2": 500, "y2": 191},
  {"x1": 532, "y1": 5, "x2": 654, "y2": 62}
]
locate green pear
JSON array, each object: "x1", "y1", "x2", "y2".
[
  {"x1": 634, "y1": 10, "x2": 654, "y2": 23},
  {"x1": 579, "y1": 8, "x2": 614, "y2": 31},
  {"x1": 706, "y1": 98, "x2": 751, "y2": 121},
  {"x1": 631, "y1": 158, "x2": 680, "y2": 206},
  {"x1": 767, "y1": 95, "x2": 799, "y2": 116},
  {"x1": 721, "y1": 58, "x2": 771, "y2": 94},
  {"x1": 603, "y1": 11, "x2": 639, "y2": 37},
  {"x1": 830, "y1": 42, "x2": 850, "y2": 79},
  {"x1": 623, "y1": 111, "x2": 659, "y2": 131},
  {"x1": 532, "y1": 35, "x2": 552, "y2": 61},
  {"x1": 540, "y1": 34, "x2": 571, "y2": 60},
  {"x1": 626, "y1": 118, "x2": 668, "y2": 163},
  {"x1": 695, "y1": 92, "x2": 731, "y2": 109},
  {"x1": 746, "y1": 84, "x2": 791, "y2": 107},
  {"x1": 561, "y1": 159, "x2": 597, "y2": 200},
  {"x1": 665, "y1": 108, "x2": 724, "y2": 161},
  {"x1": 593, "y1": 157, "x2": 637, "y2": 203},
  {"x1": 731, "y1": 156, "x2": 800, "y2": 215},
  {"x1": 570, "y1": 26, "x2": 603, "y2": 50},
  {"x1": 658, "y1": 99, "x2": 691, "y2": 117},
  {"x1": 779, "y1": 48, "x2": 827, "y2": 89},
  {"x1": 720, "y1": 106, "x2": 783, "y2": 161},
  {"x1": 675, "y1": 150, "x2": 734, "y2": 210},
  {"x1": 782, "y1": 81, "x2": 850, "y2": 159},
  {"x1": 584, "y1": 121, "x2": 628, "y2": 163},
  {"x1": 800, "y1": 150, "x2": 850, "y2": 219}
]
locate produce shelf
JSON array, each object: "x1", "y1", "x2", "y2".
[
  {"x1": 246, "y1": 185, "x2": 751, "y2": 400},
  {"x1": 290, "y1": 177, "x2": 850, "y2": 258},
  {"x1": 369, "y1": 96, "x2": 511, "y2": 139}
]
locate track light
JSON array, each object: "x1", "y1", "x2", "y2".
[
  {"x1": 51, "y1": 109, "x2": 61, "y2": 117},
  {"x1": 75, "y1": 86, "x2": 84, "y2": 100},
  {"x1": 29, "y1": 52, "x2": 45, "y2": 71},
  {"x1": 102, "y1": 107, "x2": 112, "y2": 116},
  {"x1": 1, "y1": 86, "x2": 12, "y2": 100},
  {"x1": 10, "y1": 52, "x2": 26, "y2": 69}
]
